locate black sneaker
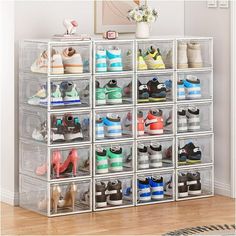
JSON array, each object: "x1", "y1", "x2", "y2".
[
  {"x1": 184, "y1": 142, "x2": 201, "y2": 164},
  {"x1": 138, "y1": 81, "x2": 149, "y2": 103},
  {"x1": 189, "y1": 181, "x2": 202, "y2": 196},
  {"x1": 51, "y1": 116, "x2": 65, "y2": 142},
  {"x1": 178, "y1": 147, "x2": 188, "y2": 165},
  {"x1": 63, "y1": 114, "x2": 83, "y2": 141},
  {"x1": 147, "y1": 77, "x2": 166, "y2": 102},
  {"x1": 178, "y1": 173, "x2": 188, "y2": 198},
  {"x1": 187, "y1": 171, "x2": 201, "y2": 185},
  {"x1": 96, "y1": 182, "x2": 107, "y2": 208},
  {"x1": 107, "y1": 180, "x2": 123, "y2": 206}
]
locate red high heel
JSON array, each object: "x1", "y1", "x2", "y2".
[{"x1": 59, "y1": 149, "x2": 79, "y2": 176}]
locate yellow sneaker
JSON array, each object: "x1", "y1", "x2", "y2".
[
  {"x1": 144, "y1": 47, "x2": 165, "y2": 70},
  {"x1": 137, "y1": 49, "x2": 147, "y2": 70}
]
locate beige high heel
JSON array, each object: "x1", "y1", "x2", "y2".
[
  {"x1": 63, "y1": 182, "x2": 77, "y2": 211},
  {"x1": 51, "y1": 184, "x2": 61, "y2": 213}
]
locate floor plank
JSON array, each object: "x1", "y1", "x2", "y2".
[{"x1": 1, "y1": 195, "x2": 235, "y2": 235}]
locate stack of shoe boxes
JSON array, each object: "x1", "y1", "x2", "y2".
[
  {"x1": 19, "y1": 37, "x2": 214, "y2": 216},
  {"x1": 19, "y1": 40, "x2": 93, "y2": 216}
]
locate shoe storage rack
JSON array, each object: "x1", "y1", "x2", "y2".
[{"x1": 19, "y1": 36, "x2": 214, "y2": 217}]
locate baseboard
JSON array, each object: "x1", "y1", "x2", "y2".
[
  {"x1": 0, "y1": 188, "x2": 19, "y2": 206},
  {"x1": 214, "y1": 180, "x2": 231, "y2": 197}
]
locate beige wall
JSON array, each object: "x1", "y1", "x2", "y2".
[{"x1": 185, "y1": 1, "x2": 231, "y2": 195}]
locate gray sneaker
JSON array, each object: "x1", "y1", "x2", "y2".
[{"x1": 187, "y1": 106, "x2": 200, "y2": 131}]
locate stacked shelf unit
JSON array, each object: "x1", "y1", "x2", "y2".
[{"x1": 19, "y1": 36, "x2": 214, "y2": 216}]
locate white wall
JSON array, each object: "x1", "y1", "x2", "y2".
[{"x1": 185, "y1": 1, "x2": 231, "y2": 196}]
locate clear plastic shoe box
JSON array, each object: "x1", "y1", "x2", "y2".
[{"x1": 19, "y1": 174, "x2": 92, "y2": 216}]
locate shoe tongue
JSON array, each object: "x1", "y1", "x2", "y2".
[
  {"x1": 152, "y1": 176, "x2": 161, "y2": 181},
  {"x1": 107, "y1": 113, "x2": 119, "y2": 120},
  {"x1": 137, "y1": 111, "x2": 143, "y2": 118},
  {"x1": 189, "y1": 106, "x2": 198, "y2": 112},
  {"x1": 151, "y1": 142, "x2": 160, "y2": 148},
  {"x1": 186, "y1": 75, "x2": 198, "y2": 82},
  {"x1": 66, "y1": 47, "x2": 76, "y2": 57},
  {"x1": 108, "y1": 80, "x2": 117, "y2": 87},
  {"x1": 110, "y1": 146, "x2": 121, "y2": 152},
  {"x1": 96, "y1": 146, "x2": 105, "y2": 153},
  {"x1": 111, "y1": 180, "x2": 119, "y2": 185}
]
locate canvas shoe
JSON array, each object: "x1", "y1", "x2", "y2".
[
  {"x1": 60, "y1": 81, "x2": 81, "y2": 105},
  {"x1": 145, "y1": 109, "x2": 164, "y2": 135},
  {"x1": 147, "y1": 77, "x2": 167, "y2": 102},
  {"x1": 137, "y1": 144, "x2": 149, "y2": 169},
  {"x1": 62, "y1": 47, "x2": 83, "y2": 73},
  {"x1": 96, "y1": 182, "x2": 107, "y2": 208},
  {"x1": 178, "y1": 109, "x2": 188, "y2": 133},
  {"x1": 104, "y1": 80, "x2": 122, "y2": 104},
  {"x1": 108, "y1": 146, "x2": 123, "y2": 172},
  {"x1": 138, "y1": 178, "x2": 151, "y2": 202},
  {"x1": 103, "y1": 113, "x2": 122, "y2": 138},
  {"x1": 63, "y1": 114, "x2": 83, "y2": 141},
  {"x1": 177, "y1": 80, "x2": 186, "y2": 100},
  {"x1": 96, "y1": 81, "x2": 106, "y2": 105},
  {"x1": 178, "y1": 173, "x2": 188, "y2": 197},
  {"x1": 183, "y1": 142, "x2": 202, "y2": 164},
  {"x1": 149, "y1": 176, "x2": 164, "y2": 200},
  {"x1": 148, "y1": 143, "x2": 163, "y2": 168},
  {"x1": 95, "y1": 116, "x2": 104, "y2": 140},
  {"x1": 107, "y1": 180, "x2": 123, "y2": 205},
  {"x1": 177, "y1": 42, "x2": 188, "y2": 69},
  {"x1": 96, "y1": 47, "x2": 107, "y2": 72},
  {"x1": 137, "y1": 110, "x2": 145, "y2": 136},
  {"x1": 122, "y1": 112, "x2": 132, "y2": 135},
  {"x1": 144, "y1": 46, "x2": 165, "y2": 69},
  {"x1": 187, "y1": 172, "x2": 202, "y2": 195},
  {"x1": 184, "y1": 75, "x2": 201, "y2": 99},
  {"x1": 32, "y1": 121, "x2": 48, "y2": 142},
  {"x1": 138, "y1": 81, "x2": 149, "y2": 103},
  {"x1": 137, "y1": 49, "x2": 148, "y2": 70},
  {"x1": 96, "y1": 147, "x2": 108, "y2": 174},
  {"x1": 178, "y1": 147, "x2": 188, "y2": 165},
  {"x1": 187, "y1": 42, "x2": 203, "y2": 68},
  {"x1": 106, "y1": 46, "x2": 123, "y2": 72},
  {"x1": 31, "y1": 49, "x2": 64, "y2": 74},
  {"x1": 186, "y1": 106, "x2": 200, "y2": 131},
  {"x1": 50, "y1": 116, "x2": 66, "y2": 142}
]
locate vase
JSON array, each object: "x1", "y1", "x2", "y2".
[{"x1": 135, "y1": 22, "x2": 150, "y2": 39}]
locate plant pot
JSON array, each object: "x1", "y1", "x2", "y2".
[{"x1": 135, "y1": 22, "x2": 150, "y2": 39}]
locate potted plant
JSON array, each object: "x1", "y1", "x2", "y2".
[{"x1": 128, "y1": 5, "x2": 158, "y2": 39}]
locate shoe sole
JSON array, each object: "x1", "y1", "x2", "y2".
[
  {"x1": 177, "y1": 64, "x2": 188, "y2": 69},
  {"x1": 149, "y1": 97, "x2": 166, "y2": 102},
  {"x1": 188, "y1": 190, "x2": 202, "y2": 195},
  {"x1": 188, "y1": 63, "x2": 203, "y2": 68}
]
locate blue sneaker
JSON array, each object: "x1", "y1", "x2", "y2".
[
  {"x1": 95, "y1": 116, "x2": 104, "y2": 139},
  {"x1": 103, "y1": 113, "x2": 122, "y2": 138},
  {"x1": 106, "y1": 47, "x2": 123, "y2": 72},
  {"x1": 177, "y1": 80, "x2": 186, "y2": 100},
  {"x1": 149, "y1": 176, "x2": 164, "y2": 200},
  {"x1": 96, "y1": 47, "x2": 107, "y2": 72},
  {"x1": 138, "y1": 178, "x2": 151, "y2": 202},
  {"x1": 184, "y1": 75, "x2": 201, "y2": 99}
]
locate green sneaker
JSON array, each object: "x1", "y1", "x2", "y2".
[
  {"x1": 108, "y1": 146, "x2": 123, "y2": 172},
  {"x1": 60, "y1": 81, "x2": 81, "y2": 105},
  {"x1": 104, "y1": 80, "x2": 122, "y2": 104},
  {"x1": 96, "y1": 81, "x2": 106, "y2": 105},
  {"x1": 96, "y1": 147, "x2": 108, "y2": 174}
]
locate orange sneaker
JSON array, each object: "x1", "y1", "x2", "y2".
[
  {"x1": 137, "y1": 111, "x2": 145, "y2": 136},
  {"x1": 145, "y1": 109, "x2": 164, "y2": 135}
]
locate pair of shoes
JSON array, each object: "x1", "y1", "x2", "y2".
[
  {"x1": 32, "y1": 114, "x2": 84, "y2": 142},
  {"x1": 96, "y1": 146, "x2": 123, "y2": 173},
  {"x1": 137, "y1": 143, "x2": 162, "y2": 169},
  {"x1": 138, "y1": 78, "x2": 167, "y2": 102},
  {"x1": 35, "y1": 149, "x2": 79, "y2": 178},
  {"x1": 51, "y1": 182, "x2": 78, "y2": 214},
  {"x1": 178, "y1": 42, "x2": 203, "y2": 69},
  {"x1": 177, "y1": 75, "x2": 201, "y2": 100},
  {"x1": 178, "y1": 106, "x2": 200, "y2": 132},
  {"x1": 96, "y1": 46, "x2": 123, "y2": 72},
  {"x1": 137, "y1": 109, "x2": 164, "y2": 135},
  {"x1": 95, "y1": 113, "x2": 132, "y2": 139},
  {"x1": 96, "y1": 80, "x2": 122, "y2": 105},
  {"x1": 178, "y1": 142, "x2": 201, "y2": 165},
  {"x1": 138, "y1": 177, "x2": 164, "y2": 202},
  {"x1": 28, "y1": 81, "x2": 81, "y2": 106},
  {"x1": 138, "y1": 47, "x2": 165, "y2": 70},
  {"x1": 31, "y1": 47, "x2": 83, "y2": 74},
  {"x1": 96, "y1": 180, "x2": 123, "y2": 207},
  {"x1": 178, "y1": 172, "x2": 201, "y2": 197}
]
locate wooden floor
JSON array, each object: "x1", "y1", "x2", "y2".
[{"x1": 0, "y1": 196, "x2": 235, "y2": 235}]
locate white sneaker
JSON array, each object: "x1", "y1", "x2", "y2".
[
  {"x1": 148, "y1": 143, "x2": 162, "y2": 168},
  {"x1": 177, "y1": 43, "x2": 188, "y2": 69},
  {"x1": 187, "y1": 42, "x2": 203, "y2": 68},
  {"x1": 31, "y1": 50, "x2": 64, "y2": 74},
  {"x1": 62, "y1": 47, "x2": 83, "y2": 73}
]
